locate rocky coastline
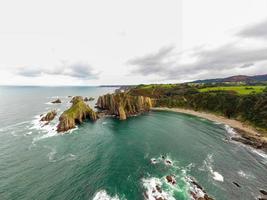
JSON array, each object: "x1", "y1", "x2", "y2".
[
  {"x1": 151, "y1": 107, "x2": 267, "y2": 151},
  {"x1": 96, "y1": 92, "x2": 153, "y2": 120}
]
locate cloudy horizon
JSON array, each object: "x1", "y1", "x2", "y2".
[{"x1": 0, "y1": 0, "x2": 267, "y2": 86}]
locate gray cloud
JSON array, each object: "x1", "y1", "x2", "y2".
[
  {"x1": 128, "y1": 45, "x2": 176, "y2": 76},
  {"x1": 128, "y1": 43, "x2": 267, "y2": 81},
  {"x1": 238, "y1": 18, "x2": 267, "y2": 40},
  {"x1": 16, "y1": 61, "x2": 100, "y2": 79},
  {"x1": 128, "y1": 18, "x2": 267, "y2": 81}
]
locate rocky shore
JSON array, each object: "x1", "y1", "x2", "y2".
[
  {"x1": 96, "y1": 92, "x2": 153, "y2": 120},
  {"x1": 57, "y1": 96, "x2": 98, "y2": 132},
  {"x1": 152, "y1": 107, "x2": 267, "y2": 151}
]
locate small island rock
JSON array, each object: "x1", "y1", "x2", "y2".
[
  {"x1": 57, "y1": 96, "x2": 98, "y2": 132},
  {"x1": 40, "y1": 110, "x2": 57, "y2": 122},
  {"x1": 51, "y1": 99, "x2": 61, "y2": 104}
]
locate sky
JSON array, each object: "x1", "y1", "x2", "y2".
[{"x1": 0, "y1": 0, "x2": 267, "y2": 86}]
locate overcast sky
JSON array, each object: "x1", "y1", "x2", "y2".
[{"x1": 0, "y1": 0, "x2": 267, "y2": 86}]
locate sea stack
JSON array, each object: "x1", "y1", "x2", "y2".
[
  {"x1": 57, "y1": 96, "x2": 98, "y2": 132},
  {"x1": 51, "y1": 98, "x2": 61, "y2": 104},
  {"x1": 40, "y1": 110, "x2": 57, "y2": 122},
  {"x1": 96, "y1": 92, "x2": 152, "y2": 120}
]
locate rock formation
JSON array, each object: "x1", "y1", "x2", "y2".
[
  {"x1": 51, "y1": 98, "x2": 61, "y2": 104},
  {"x1": 57, "y1": 96, "x2": 98, "y2": 132},
  {"x1": 96, "y1": 92, "x2": 152, "y2": 120},
  {"x1": 231, "y1": 128, "x2": 267, "y2": 150},
  {"x1": 188, "y1": 177, "x2": 214, "y2": 200},
  {"x1": 40, "y1": 110, "x2": 57, "y2": 122},
  {"x1": 84, "y1": 97, "x2": 95, "y2": 101}
]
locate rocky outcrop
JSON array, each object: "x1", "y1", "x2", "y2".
[
  {"x1": 231, "y1": 128, "x2": 267, "y2": 150},
  {"x1": 51, "y1": 99, "x2": 61, "y2": 104},
  {"x1": 40, "y1": 110, "x2": 57, "y2": 122},
  {"x1": 84, "y1": 97, "x2": 95, "y2": 101},
  {"x1": 96, "y1": 92, "x2": 152, "y2": 120},
  {"x1": 188, "y1": 177, "x2": 214, "y2": 200},
  {"x1": 57, "y1": 96, "x2": 98, "y2": 132},
  {"x1": 166, "y1": 175, "x2": 176, "y2": 185}
]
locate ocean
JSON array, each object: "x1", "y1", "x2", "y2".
[{"x1": 0, "y1": 86, "x2": 266, "y2": 200}]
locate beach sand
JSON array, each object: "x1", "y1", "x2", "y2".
[{"x1": 151, "y1": 107, "x2": 267, "y2": 145}]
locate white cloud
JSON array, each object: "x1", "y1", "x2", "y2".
[{"x1": 0, "y1": 0, "x2": 266, "y2": 85}]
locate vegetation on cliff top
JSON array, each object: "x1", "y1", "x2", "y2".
[
  {"x1": 57, "y1": 96, "x2": 97, "y2": 132},
  {"x1": 128, "y1": 83, "x2": 267, "y2": 130},
  {"x1": 199, "y1": 85, "x2": 266, "y2": 95}
]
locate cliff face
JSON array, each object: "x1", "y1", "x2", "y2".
[
  {"x1": 96, "y1": 93, "x2": 152, "y2": 120},
  {"x1": 57, "y1": 96, "x2": 98, "y2": 132}
]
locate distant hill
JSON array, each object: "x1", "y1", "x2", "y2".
[{"x1": 192, "y1": 74, "x2": 267, "y2": 84}]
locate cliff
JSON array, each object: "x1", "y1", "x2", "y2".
[
  {"x1": 57, "y1": 96, "x2": 98, "y2": 132},
  {"x1": 96, "y1": 92, "x2": 152, "y2": 120}
]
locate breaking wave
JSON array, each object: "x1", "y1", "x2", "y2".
[
  {"x1": 93, "y1": 190, "x2": 123, "y2": 200},
  {"x1": 199, "y1": 154, "x2": 224, "y2": 182},
  {"x1": 224, "y1": 125, "x2": 238, "y2": 137}
]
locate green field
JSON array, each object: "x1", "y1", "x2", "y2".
[
  {"x1": 137, "y1": 84, "x2": 177, "y2": 89},
  {"x1": 199, "y1": 85, "x2": 266, "y2": 95}
]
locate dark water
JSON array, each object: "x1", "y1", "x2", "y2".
[{"x1": 0, "y1": 86, "x2": 266, "y2": 200}]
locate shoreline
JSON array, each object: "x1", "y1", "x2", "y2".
[{"x1": 151, "y1": 107, "x2": 267, "y2": 150}]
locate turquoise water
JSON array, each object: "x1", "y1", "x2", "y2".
[{"x1": 0, "y1": 86, "x2": 266, "y2": 200}]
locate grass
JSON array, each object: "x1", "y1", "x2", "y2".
[
  {"x1": 137, "y1": 84, "x2": 177, "y2": 89},
  {"x1": 199, "y1": 85, "x2": 266, "y2": 95}
]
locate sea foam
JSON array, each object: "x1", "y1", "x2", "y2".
[
  {"x1": 200, "y1": 154, "x2": 224, "y2": 182},
  {"x1": 142, "y1": 177, "x2": 176, "y2": 200},
  {"x1": 93, "y1": 190, "x2": 121, "y2": 200},
  {"x1": 224, "y1": 125, "x2": 238, "y2": 137}
]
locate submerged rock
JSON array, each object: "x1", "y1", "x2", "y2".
[
  {"x1": 84, "y1": 97, "x2": 95, "y2": 101},
  {"x1": 40, "y1": 110, "x2": 57, "y2": 122},
  {"x1": 57, "y1": 96, "x2": 98, "y2": 132},
  {"x1": 96, "y1": 92, "x2": 152, "y2": 120},
  {"x1": 166, "y1": 175, "x2": 176, "y2": 185},
  {"x1": 233, "y1": 182, "x2": 241, "y2": 188},
  {"x1": 260, "y1": 189, "x2": 267, "y2": 195},
  {"x1": 51, "y1": 99, "x2": 61, "y2": 104},
  {"x1": 188, "y1": 177, "x2": 214, "y2": 200}
]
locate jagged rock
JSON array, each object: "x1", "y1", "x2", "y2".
[
  {"x1": 51, "y1": 99, "x2": 61, "y2": 104},
  {"x1": 231, "y1": 136, "x2": 265, "y2": 149},
  {"x1": 96, "y1": 92, "x2": 152, "y2": 120},
  {"x1": 260, "y1": 190, "x2": 267, "y2": 195},
  {"x1": 156, "y1": 185, "x2": 162, "y2": 193},
  {"x1": 57, "y1": 96, "x2": 98, "y2": 132},
  {"x1": 233, "y1": 182, "x2": 241, "y2": 188},
  {"x1": 188, "y1": 177, "x2": 214, "y2": 200},
  {"x1": 166, "y1": 175, "x2": 176, "y2": 185},
  {"x1": 84, "y1": 97, "x2": 95, "y2": 101},
  {"x1": 40, "y1": 110, "x2": 57, "y2": 122}
]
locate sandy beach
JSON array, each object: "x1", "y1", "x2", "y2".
[{"x1": 152, "y1": 107, "x2": 267, "y2": 144}]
